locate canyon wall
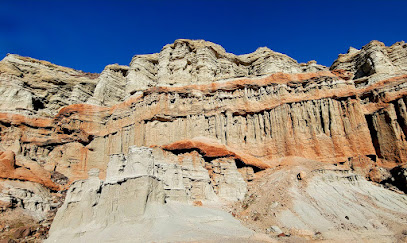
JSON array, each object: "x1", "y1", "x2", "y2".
[
  {"x1": 1, "y1": 39, "x2": 407, "y2": 241},
  {"x1": 0, "y1": 39, "x2": 406, "y2": 184}
]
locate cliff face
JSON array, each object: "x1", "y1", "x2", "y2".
[
  {"x1": 0, "y1": 40, "x2": 407, "y2": 184},
  {"x1": 125, "y1": 39, "x2": 326, "y2": 92},
  {"x1": 1, "y1": 39, "x2": 407, "y2": 241},
  {"x1": 1, "y1": 40, "x2": 407, "y2": 182}
]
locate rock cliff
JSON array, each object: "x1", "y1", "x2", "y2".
[{"x1": 0, "y1": 39, "x2": 407, "y2": 242}]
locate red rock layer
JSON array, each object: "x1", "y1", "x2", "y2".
[
  {"x1": 1, "y1": 71, "x2": 407, "y2": 183},
  {"x1": 161, "y1": 138, "x2": 270, "y2": 170},
  {"x1": 0, "y1": 151, "x2": 60, "y2": 190}
]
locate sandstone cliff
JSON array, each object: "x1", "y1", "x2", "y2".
[{"x1": 0, "y1": 39, "x2": 407, "y2": 242}]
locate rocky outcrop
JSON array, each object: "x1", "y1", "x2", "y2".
[
  {"x1": 387, "y1": 164, "x2": 407, "y2": 193},
  {"x1": 365, "y1": 99, "x2": 407, "y2": 164},
  {"x1": 86, "y1": 39, "x2": 327, "y2": 107},
  {"x1": 331, "y1": 40, "x2": 407, "y2": 82},
  {"x1": 1, "y1": 40, "x2": 407, "y2": 185},
  {"x1": 0, "y1": 39, "x2": 407, "y2": 241},
  {"x1": 0, "y1": 179, "x2": 55, "y2": 220},
  {"x1": 0, "y1": 151, "x2": 60, "y2": 191},
  {"x1": 161, "y1": 137, "x2": 270, "y2": 170},
  {"x1": 41, "y1": 71, "x2": 377, "y2": 179},
  {"x1": 0, "y1": 54, "x2": 98, "y2": 116},
  {"x1": 106, "y1": 146, "x2": 248, "y2": 202},
  {"x1": 87, "y1": 64, "x2": 129, "y2": 106},
  {"x1": 0, "y1": 39, "x2": 324, "y2": 117},
  {"x1": 46, "y1": 147, "x2": 255, "y2": 242},
  {"x1": 0, "y1": 178, "x2": 66, "y2": 242},
  {"x1": 126, "y1": 39, "x2": 327, "y2": 91}
]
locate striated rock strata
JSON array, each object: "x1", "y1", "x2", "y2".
[
  {"x1": 1, "y1": 40, "x2": 407, "y2": 182},
  {"x1": 0, "y1": 39, "x2": 407, "y2": 241}
]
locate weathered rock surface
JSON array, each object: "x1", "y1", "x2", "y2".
[
  {"x1": 387, "y1": 164, "x2": 407, "y2": 193},
  {"x1": 107, "y1": 146, "x2": 248, "y2": 202},
  {"x1": 0, "y1": 179, "x2": 65, "y2": 242},
  {"x1": 0, "y1": 54, "x2": 98, "y2": 116},
  {"x1": 0, "y1": 151, "x2": 60, "y2": 190},
  {"x1": 46, "y1": 147, "x2": 255, "y2": 242},
  {"x1": 0, "y1": 39, "x2": 327, "y2": 117},
  {"x1": 1, "y1": 40, "x2": 407, "y2": 190},
  {"x1": 0, "y1": 39, "x2": 407, "y2": 241},
  {"x1": 87, "y1": 64, "x2": 129, "y2": 106},
  {"x1": 331, "y1": 40, "x2": 407, "y2": 82},
  {"x1": 1, "y1": 40, "x2": 407, "y2": 183},
  {"x1": 124, "y1": 39, "x2": 327, "y2": 92},
  {"x1": 0, "y1": 179, "x2": 54, "y2": 220}
]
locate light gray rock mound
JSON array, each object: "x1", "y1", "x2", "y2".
[
  {"x1": 237, "y1": 160, "x2": 407, "y2": 242},
  {"x1": 0, "y1": 54, "x2": 98, "y2": 116},
  {"x1": 331, "y1": 40, "x2": 407, "y2": 84},
  {"x1": 87, "y1": 64, "x2": 129, "y2": 106},
  {"x1": 0, "y1": 180, "x2": 54, "y2": 220},
  {"x1": 104, "y1": 146, "x2": 247, "y2": 202},
  {"x1": 46, "y1": 147, "x2": 254, "y2": 242}
]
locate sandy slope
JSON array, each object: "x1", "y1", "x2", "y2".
[{"x1": 231, "y1": 157, "x2": 407, "y2": 242}]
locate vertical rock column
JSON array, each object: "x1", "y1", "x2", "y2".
[{"x1": 367, "y1": 102, "x2": 407, "y2": 164}]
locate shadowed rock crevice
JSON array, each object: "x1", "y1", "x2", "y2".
[
  {"x1": 390, "y1": 166, "x2": 407, "y2": 193},
  {"x1": 365, "y1": 114, "x2": 382, "y2": 158},
  {"x1": 394, "y1": 98, "x2": 407, "y2": 139}
]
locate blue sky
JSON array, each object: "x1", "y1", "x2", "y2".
[{"x1": 0, "y1": 1, "x2": 406, "y2": 73}]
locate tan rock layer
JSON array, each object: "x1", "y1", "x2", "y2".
[
  {"x1": 0, "y1": 40, "x2": 407, "y2": 185},
  {"x1": 1, "y1": 71, "x2": 407, "y2": 182}
]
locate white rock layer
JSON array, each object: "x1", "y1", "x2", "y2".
[{"x1": 46, "y1": 147, "x2": 254, "y2": 242}]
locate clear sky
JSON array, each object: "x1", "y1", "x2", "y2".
[{"x1": 0, "y1": 1, "x2": 406, "y2": 73}]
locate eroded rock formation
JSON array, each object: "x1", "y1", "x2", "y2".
[
  {"x1": 46, "y1": 147, "x2": 255, "y2": 242},
  {"x1": 0, "y1": 39, "x2": 407, "y2": 242}
]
